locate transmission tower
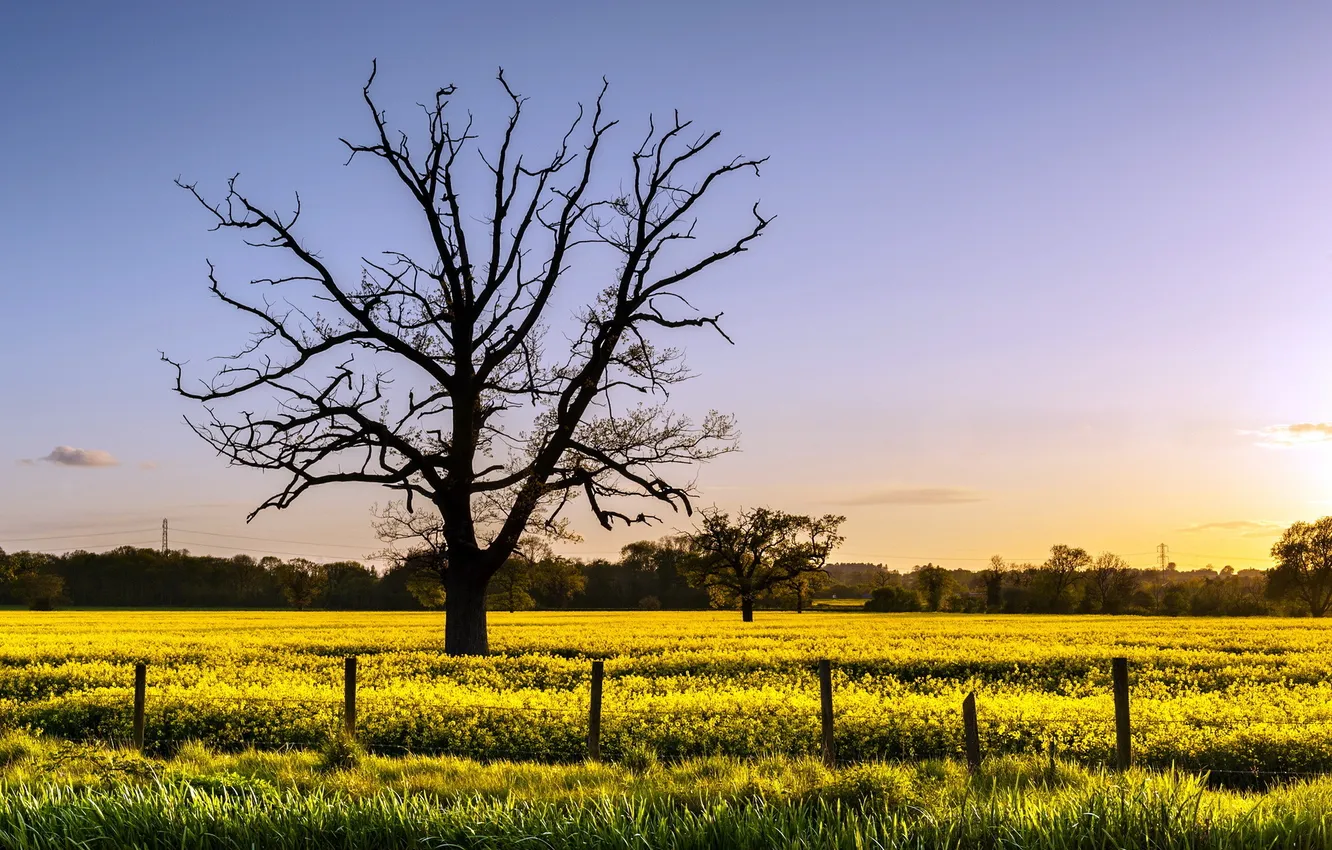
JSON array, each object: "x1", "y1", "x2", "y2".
[
  {"x1": 162, "y1": 519, "x2": 169, "y2": 555},
  {"x1": 1156, "y1": 543, "x2": 1169, "y2": 605}
]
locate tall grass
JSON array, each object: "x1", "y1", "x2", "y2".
[
  {"x1": 1, "y1": 731, "x2": 1332, "y2": 848},
  {"x1": 4, "y1": 780, "x2": 1332, "y2": 850}
]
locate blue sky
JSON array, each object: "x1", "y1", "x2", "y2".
[{"x1": 3, "y1": 1, "x2": 1332, "y2": 568}]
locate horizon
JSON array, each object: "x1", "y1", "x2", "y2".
[{"x1": 4, "y1": 2, "x2": 1332, "y2": 572}]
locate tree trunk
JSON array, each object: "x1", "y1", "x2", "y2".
[
  {"x1": 445, "y1": 568, "x2": 490, "y2": 656},
  {"x1": 741, "y1": 597, "x2": 754, "y2": 622},
  {"x1": 795, "y1": 587, "x2": 804, "y2": 614}
]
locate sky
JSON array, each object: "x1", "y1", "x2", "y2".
[{"x1": 3, "y1": 1, "x2": 1332, "y2": 571}]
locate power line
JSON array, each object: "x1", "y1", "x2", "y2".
[
  {"x1": 0, "y1": 528, "x2": 157, "y2": 543},
  {"x1": 832, "y1": 554, "x2": 1046, "y2": 563},
  {"x1": 19, "y1": 540, "x2": 160, "y2": 555},
  {"x1": 1169, "y1": 551, "x2": 1270, "y2": 563},
  {"x1": 170, "y1": 537, "x2": 374, "y2": 560},
  {"x1": 173, "y1": 527, "x2": 372, "y2": 551}
]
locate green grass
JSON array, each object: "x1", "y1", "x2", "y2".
[{"x1": 3, "y1": 730, "x2": 1332, "y2": 848}]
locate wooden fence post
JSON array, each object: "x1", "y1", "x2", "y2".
[
  {"x1": 588, "y1": 660, "x2": 604, "y2": 761},
  {"x1": 818, "y1": 659, "x2": 835, "y2": 768},
  {"x1": 132, "y1": 662, "x2": 146, "y2": 752},
  {"x1": 962, "y1": 691, "x2": 981, "y2": 773},
  {"x1": 1112, "y1": 656, "x2": 1131, "y2": 770},
  {"x1": 344, "y1": 656, "x2": 357, "y2": 736}
]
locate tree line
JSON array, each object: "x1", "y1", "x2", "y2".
[
  {"x1": 5, "y1": 514, "x2": 1330, "y2": 618},
  {"x1": 861, "y1": 553, "x2": 1275, "y2": 616},
  {"x1": 864, "y1": 518, "x2": 1332, "y2": 618},
  {"x1": 0, "y1": 507, "x2": 842, "y2": 614}
]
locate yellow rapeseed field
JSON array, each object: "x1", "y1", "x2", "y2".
[{"x1": 2, "y1": 610, "x2": 1330, "y2": 772}]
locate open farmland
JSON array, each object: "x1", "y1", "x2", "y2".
[{"x1": 4, "y1": 610, "x2": 1332, "y2": 776}]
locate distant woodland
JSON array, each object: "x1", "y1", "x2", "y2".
[{"x1": 0, "y1": 540, "x2": 1310, "y2": 617}]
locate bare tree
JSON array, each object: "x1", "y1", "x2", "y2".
[
  {"x1": 165, "y1": 64, "x2": 769, "y2": 654},
  {"x1": 372, "y1": 500, "x2": 449, "y2": 581},
  {"x1": 979, "y1": 554, "x2": 1007, "y2": 611},
  {"x1": 1084, "y1": 551, "x2": 1137, "y2": 614},
  {"x1": 685, "y1": 508, "x2": 844, "y2": 621}
]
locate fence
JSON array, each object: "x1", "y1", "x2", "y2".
[{"x1": 73, "y1": 656, "x2": 1201, "y2": 776}]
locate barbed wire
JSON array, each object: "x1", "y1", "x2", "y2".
[
  {"x1": 29, "y1": 690, "x2": 1332, "y2": 729},
  {"x1": 31, "y1": 732, "x2": 1332, "y2": 780}
]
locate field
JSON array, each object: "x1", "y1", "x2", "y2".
[
  {"x1": 5, "y1": 735, "x2": 1332, "y2": 849},
  {"x1": 4, "y1": 610, "x2": 1332, "y2": 777}
]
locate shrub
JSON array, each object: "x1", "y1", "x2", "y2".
[
  {"x1": 316, "y1": 731, "x2": 364, "y2": 773},
  {"x1": 825, "y1": 762, "x2": 914, "y2": 806},
  {"x1": 864, "y1": 585, "x2": 921, "y2": 612}
]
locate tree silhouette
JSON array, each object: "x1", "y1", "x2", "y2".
[
  {"x1": 1035, "y1": 544, "x2": 1090, "y2": 612},
  {"x1": 685, "y1": 508, "x2": 843, "y2": 621},
  {"x1": 166, "y1": 64, "x2": 769, "y2": 654},
  {"x1": 1268, "y1": 518, "x2": 1332, "y2": 617},
  {"x1": 1084, "y1": 551, "x2": 1137, "y2": 614},
  {"x1": 912, "y1": 563, "x2": 951, "y2": 611},
  {"x1": 979, "y1": 555, "x2": 1007, "y2": 611}
]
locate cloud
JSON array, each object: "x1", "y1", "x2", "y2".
[
  {"x1": 40, "y1": 446, "x2": 119, "y2": 467},
  {"x1": 1250, "y1": 423, "x2": 1332, "y2": 447},
  {"x1": 831, "y1": 487, "x2": 984, "y2": 507},
  {"x1": 1177, "y1": 520, "x2": 1283, "y2": 538},
  {"x1": 138, "y1": 461, "x2": 158, "y2": 471}
]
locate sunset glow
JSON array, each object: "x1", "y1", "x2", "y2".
[{"x1": 4, "y1": 3, "x2": 1332, "y2": 572}]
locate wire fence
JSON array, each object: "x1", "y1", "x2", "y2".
[{"x1": 10, "y1": 657, "x2": 1332, "y2": 783}]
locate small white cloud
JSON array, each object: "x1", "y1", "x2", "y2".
[
  {"x1": 831, "y1": 487, "x2": 984, "y2": 507},
  {"x1": 41, "y1": 446, "x2": 119, "y2": 468},
  {"x1": 1250, "y1": 423, "x2": 1332, "y2": 447},
  {"x1": 138, "y1": 461, "x2": 158, "y2": 471}
]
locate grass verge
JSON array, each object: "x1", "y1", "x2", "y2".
[{"x1": 2, "y1": 729, "x2": 1331, "y2": 848}]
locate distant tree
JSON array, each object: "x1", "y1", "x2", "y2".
[
  {"x1": 404, "y1": 564, "x2": 447, "y2": 609},
  {"x1": 1192, "y1": 566, "x2": 1268, "y2": 617},
  {"x1": 531, "y1": 555, "x2": 586, "y2": 608},
  {"x1": 10, "y1": 566, "x2": 64, "y2": 610},
  {"x1": 864, "y1": 584, "x2": 922, "y2": 613},
  {"x1": 685, "y1": 508, "x2": 844, "y2": 621},
  {"x1": 1084, "y1": 552, "x2": 1137, "y2": 614},
  {"x1": 166, "y1": 66, "x2": 768, "y2": 655},
  {"x1": 782, "y1": 569, "x2": 832, "y2": 613},
  {"x1": 372, "y1": 502, "x2": 450, "y2": 594},
  {"x1": 1268, "y1": 518, "x2": 1332, "y2": 617},
  {"x1": 910, "y1": 563, "x2": 951, "y2": 612},
  {"x1": 270, "y1": 558, "x2": 327, "y2": 609},
  {"x1": 619, "y1": 535, "x2": 710, "y2": 608},
  {"x1": 1033, "y1": 545, "x2": 1090, "y2": 612},
  {"x1": 1162, "y1": 584, "x2": 1192, "y2": 616},
  {"x1": 866, "y1": 566, "x2": 894, "y2": 591},
  {"x1": 979, "y1": 555, "x2": 1007, "y2": 610},
  {"x1": 1, "y1": 551, "x2": 64, "y2": 610},
  {"x1": 489, "y1": 537, "x2": 546, "y2": 613},
  {"x1": 488, "y1": 562, "x2": 536, "y2": 611},
  {"x1": 322, "y1": 561, "x2": 379, "y2": 609}
]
